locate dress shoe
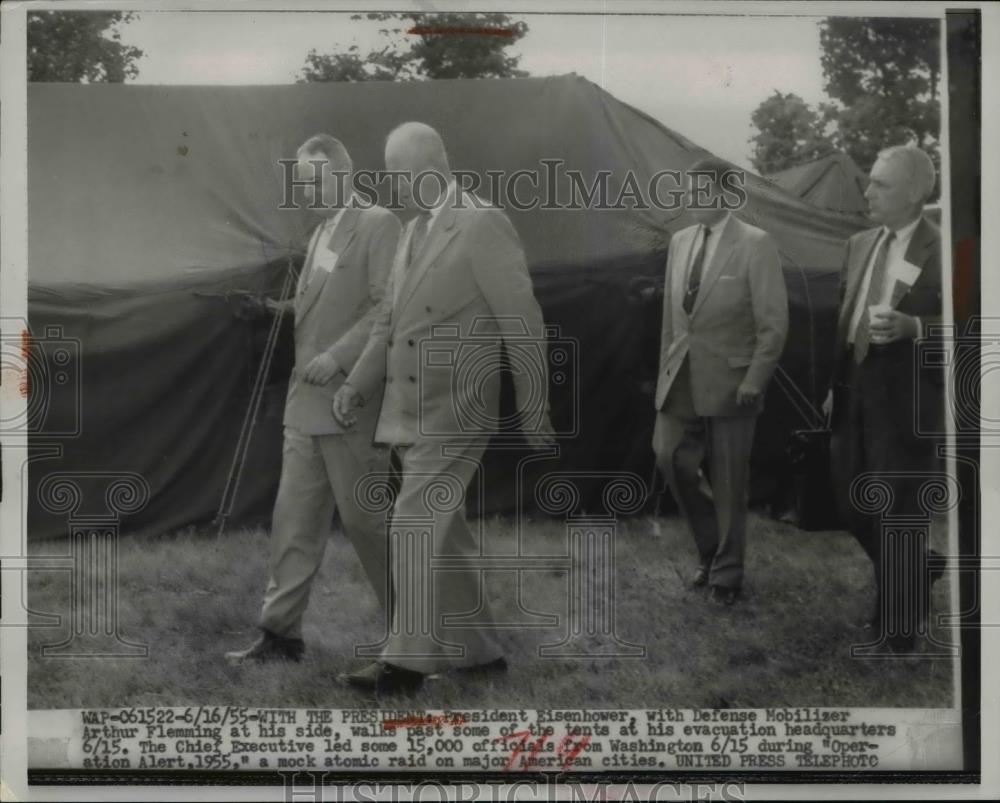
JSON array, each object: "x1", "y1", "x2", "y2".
[
  {"x1": 452, "y1": 657, "x2": 508, "y2": 677},
  {"x1": 225, "y1": 629, "x2": 304, "y2": 663},
  {"x1": 708, "y1": 585, "x2": 739, "y2": 606},
  {"x1": 340, "y1": 661, "x2": 424, "y2": 695},
  {"x1": 692, "y1": 566, "x2": 709, "y2": 588}
]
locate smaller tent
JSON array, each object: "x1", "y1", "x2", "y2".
[{"x1": 767, "y1": 152, "x2": 870, "y2": 218}]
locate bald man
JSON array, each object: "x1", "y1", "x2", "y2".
[
  {"x1": 333, "y1": 122, "x2": 553, "y2": 694},
  {"x1": 227, "y1": 134, "x2": 400, "y2": 663},
  {"x1": 823, "y1": 144, "x2": 945, "y2": 652}
]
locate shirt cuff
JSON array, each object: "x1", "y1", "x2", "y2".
[{"x1": 914, "y1": 316, "x2": 923, "y2": 340}]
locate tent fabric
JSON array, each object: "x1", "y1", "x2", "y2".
[
  {"x1": 27, "y1": 76, "x2": 865, "y2": 540},
  {"x1": 766, "y1": 152, "x2": 871, "y2": 217}
]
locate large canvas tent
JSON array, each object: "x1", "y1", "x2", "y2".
[
  {"x1": 766, "y1": 152, "x2": 871, "y2": 217},
  {"x1": 27, "y1": 75, "x2": 863, "y2": 540}
]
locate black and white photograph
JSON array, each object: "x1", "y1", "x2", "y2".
[{"x1": 0, "y1": 1, "x2": 992, "y2": 799}]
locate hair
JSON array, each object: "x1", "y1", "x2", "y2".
[
  {"x1": 297, "y1": 133, "x2": 353, "y2": 173},
  {"x1": 385, "y1": 121, "x2": 451, "y2": 172},
  {"x1": 687, "y1": 155, "x2": 738, "y2": 187},
  {"x1": 876, "y1": 144, "x2": 936, "y2": 203}
]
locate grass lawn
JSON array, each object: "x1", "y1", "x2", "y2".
[{"x1": 27, "y1": 513, "x2": 956, "y2": 710}]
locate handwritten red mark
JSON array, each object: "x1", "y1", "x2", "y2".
[
  {"x1": 407, "y1": 26, "x2": 514, "y2": 37},
  {"x1": 494, "y1": 729, "x2": 591, "y2": 771},
  {"x1": 19, "y1": 330, "x2": 31, "y2": 398},
  {"x1": 382, "y1": 713, "x2": 466, "y2": 731}
]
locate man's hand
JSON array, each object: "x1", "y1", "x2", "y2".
[
  {"x1": 303, "y1": 353, "x2": 340, "y2": 385},
  {"x1": 237, "y1": 294, "x2": 290, "y2": 320},
  {"x1": 821, "y1": 389, "x2": 833, "y2": 424},
  {"x1": 736, "y1": 382, "x2": 761, "y2": 408},
  {"x1": 869, "y1": 309, "x2": 919, "y2": 344},
  {"x1": 332, "y1": 384, "x2": 364, "y2": 428},
  {"x1": 263, "y1": 297, "x2": 291, "y2": 314}
]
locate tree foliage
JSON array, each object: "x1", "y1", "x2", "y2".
[
  {"x1": 299, "y1": 12, "x2": 528, "y2": 83},
  {"x1": 820, "y1": 17, "x2": 940, "y2": 170},
  {"x1": 749, "y1": 91, "x2": 836, "y2": 174},
  {"x1": 28, "y1": 11, "x2": 143, "y2": 82},
  {"x1": 749, "y1": 17, "x2": 941, "y2": 178}
]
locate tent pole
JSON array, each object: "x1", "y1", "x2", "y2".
[{"x1": 213, "y1": 256, "x2": 296, "y2": 536}]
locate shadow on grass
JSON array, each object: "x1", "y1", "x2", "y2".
[{"x1": 27, "y1": 514, "x2": 956, "y2": 710}]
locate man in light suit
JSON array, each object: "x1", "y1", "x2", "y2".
[
  {"x1": 823, "y1": 145, "x2": 944, "y2": 652},
  {"x1": 333, "y1": 122, "x2": 553, "y2": 694},
  {"x1": 227, "y1": 134, "x2": 401, "y2": 663},
  {"x1": 653, "y1": 157, "x2": 788, "y2": 606}
]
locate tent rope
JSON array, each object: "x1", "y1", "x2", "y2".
[
  {"x1": 772, "y1": 364, "x2": 826, "y2": 430},
  {"x1": 213, "y1": 255, "x2": 296, "y2": 536}
]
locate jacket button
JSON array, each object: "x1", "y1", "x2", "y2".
[
  {"x1": 408, "y1": 375, "x2": 416, "y2": 383},
  {"x1": 408, "y1": 339, "x2": 415, "y2": 347},
  {"x1": 388, "y1": 339, "x2": 394, "y2": 347},
  {"x1": 425, "y1": 305, "x2": 432, "y2": 313}
]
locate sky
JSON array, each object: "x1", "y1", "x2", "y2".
[{"x1": 119, "y1": 10, "x2": 830, "y2": 168}]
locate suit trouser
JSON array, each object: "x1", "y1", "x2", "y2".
[
  {"x1": 260, "y1": 426, "x2": 391, "y2": 639},
  {"x1": 831, "y1": 352, "x2": 935, "y2": 638},
  {"x1": 652, "y1": 360, "x2": 757, "y2": 589},
  {"x1": 380, "y1": 438, "x2": 504, "y2": 674}
]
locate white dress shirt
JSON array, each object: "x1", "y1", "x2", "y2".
[{"x1": 847, "y1": 216, "x2": 923, "y2": 343}]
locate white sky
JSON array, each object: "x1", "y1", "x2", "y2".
[{"x1": 119, "y1": 10, "x2": 829, "y2": 168}]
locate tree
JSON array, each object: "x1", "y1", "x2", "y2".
[
  {"x1": 747, "y1": 17, "x2": 941, "y2": 185},
  {"x1": 299, "y1": 12, "x2": 528, "y2": 83},
  {"x1": 749, "y1": 91, "x2": 836, "y2": 174},
  {"x1": 28, "y1": 11, "x2": 143, "y2": 82},
  {"x1": 820, "y1": 18, "x2": 941, "y2": 171}
]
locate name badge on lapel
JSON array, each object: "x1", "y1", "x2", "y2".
[
  {"x1": 898, "y1": 259, "x2": 922, "y2": 287},
  {"x1": 313, "y1": 249, "x2": 339, "y2": 274},
  {"x1": 890, "y1": 260, "x2": 923, "y2": 307}
]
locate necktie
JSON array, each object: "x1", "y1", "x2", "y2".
[
  {"x1": 853, "y1": 231, "x2": 895, "y2": 363},
  {"x1": 683, "y1": 225, "x2": 711, "y2": 314},
  {"x1": 408, "y1": 213, "x2": 431, "y2": 267},
  {"x1": 301, "y1": 219, "x2": 333, "y2": 293}
]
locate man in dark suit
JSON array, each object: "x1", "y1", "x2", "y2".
[
  {"x1": 653, "y1": 157, "x2": 789, "y2": 606},
  {"x1": 227, "y1": 134, "x2": 401, "y2": 663},
  {"x1": 823, "y1": 145, "x2": 944, "y2": 652},
  {"x1": 332, "y1": 122, "x2": 553, "y2": 694}
]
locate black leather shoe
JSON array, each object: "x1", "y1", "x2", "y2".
[
  {"x1": 692, "y1": 566, "x2": 709, "y2": 588},
  {"x1": 708, "y1": 585, "x2": 739, "y2": 606},
  {"x1": 225, "y1": 629, "x2": 304, "y2": 663},
  {"x1": 340, "y1": 662, "x2": 424, "y2": 695},
  {"x1": 453, "y1": 657, "x2": 508, "y2": 676}
]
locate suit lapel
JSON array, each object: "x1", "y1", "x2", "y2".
[
  {"x1": 837, "y1": 227, "x2": 882, "y2": 335},
  {"x1": 671, "y1": 227, "x2": 697, "y2": 321},
  {"x1": 392, "y1": 200, "x2": 460, "y2": 325},
  {"x1": 690, "y1": 216, "x2": 738, "y2": 317},
  {"x1": 891, "y1": 217, "x2": 934, "y2": 306},
  {"x1": 297, "y1": 207, "x2": 359, "y2": 324},
  {"x1": 294, "y1": 223, "x2": 325, "y2": 324},
  {"x1": 391, "y1": 219, "x2": 417, "y2": 308}
]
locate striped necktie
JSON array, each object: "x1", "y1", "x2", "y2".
[
  {"x1": 853, "y1": 231, "x2": 895, "y2": 363},
  {"x1": 408, "y1": 213, "x2": 431, "y2": 267}
]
